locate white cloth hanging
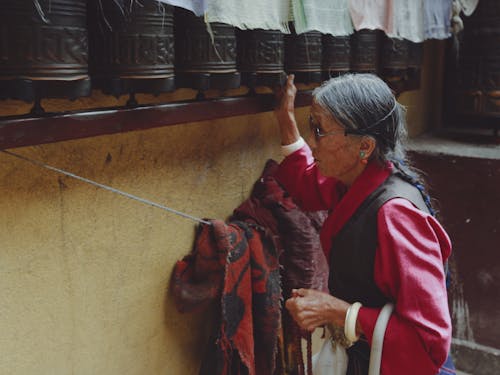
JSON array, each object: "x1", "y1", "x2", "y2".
[
  {"x1": 389, "y1": 0, "x2": 425, "y2": 43},
  {"x1": 423, "y1": 0, "x2": 453, "y2": 40},
  {"x1": 205, "y1": 0, "x2": 291, "y2": 33},
  {"x1": 157, "y1": 0, "x2": 207, "y2": 17},
  {"x1": 348, "y1": 0, "x2": 394, "y2": 35},
  {"x1": 292, "y1": 0, "x2": 354, "y2": 36}
]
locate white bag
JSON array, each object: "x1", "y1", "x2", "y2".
[
  {"x1": 312, "y1": 303, "x2": 394, "y2": 375},
  {"x1": 312, "y1": 337, "x2": 348, "y2": 375}
]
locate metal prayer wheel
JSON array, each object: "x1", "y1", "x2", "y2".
[
  {"x1": 237, "y1": 29, "x2": 286, "y2": 89},
  {"x1": 174, "y1": 7, "x2": 240, "y2": 91},
  {"x1": 475, "y1": 0, "x2": 500, "y2": 115},
  {"x1": 0, "y1": 0, "x2": 90, "y2": 103},
  {"x1": 452, "y1": 0, "x2": 499, "y2": 116},
  {"x1": 284, "y1": 30, "x2": 323, "y2": 84},
  {"x1": 87, "y1": 0, "x2": 175, "y2": 97},
  {"x1": 381, "y1": 37, "x2": 409, "y2": 94},
  {"x1": 322, "y1": 35, "x2": 351, "y2": 79},
  {"x1": 351, "y1": 30, "x2": 381, "y2": 74}
]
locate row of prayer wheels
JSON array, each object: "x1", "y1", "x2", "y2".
[
  {"x1": 0, "y1": 0, "x2": 423, "y2": 104},
  {"x1": 450, "y1": 0, "x2": 500, "y2": 117}
]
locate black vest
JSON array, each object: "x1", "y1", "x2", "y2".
[{"x1": 328, "y1": 174, "x2": 430, "y2": 375}]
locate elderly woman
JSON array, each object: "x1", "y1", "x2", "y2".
[{"x1": 274, "y1": 74, "x2": 453, "y2": 375}]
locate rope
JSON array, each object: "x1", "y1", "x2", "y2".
[{"x1": 1, "y1": 150, "x2": 212, "y2": 226}]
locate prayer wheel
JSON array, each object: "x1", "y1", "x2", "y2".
[
  {"x1": 381, "y1": 37, "x2": 409, "y2": 94},
  {"x1": 87, "y1": 0, "x2": 175, "y2": 97},
  {"x1": 284, "y1": 30, "x2": 323, "y2": 84},
  {"x1": 351, "y1": 30, "x2": 381, "y2": 74},
  {"x1": 406, "y1": 42, "x2": 423, "y2": 92},
  {"x1": 0, "y1": 0, "x2": 90, "y2": 103},
  {"x1": 174, "y1": 7, "x2": 240, "y2": 91},
  {"x1": 474, "y1": 0, "x2": 500, "y2": 116},
  {"x1": 448, "y1": 0, "x2": 500, "y2": 121},
  {"x1": 237, "y1": 30, "x2": 286, "y2": 89},
  {"x1": 322, "y1": 35, "x2": 351, "y2": 79}
]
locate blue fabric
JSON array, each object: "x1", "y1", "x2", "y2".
[{"x1": 437, "y1": 353, "x2": 456, "y2": 375}]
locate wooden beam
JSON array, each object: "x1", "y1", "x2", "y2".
[{"x1": 0, "y1": 91, "x2": 312, "y2": 150}]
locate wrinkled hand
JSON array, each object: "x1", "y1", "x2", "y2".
[
  {"x1": 274, "y1": 75, "x2": 300, "y2": 145},
  {"x1": 285, "y1": 288, "x2": 350, "y2": 332}
]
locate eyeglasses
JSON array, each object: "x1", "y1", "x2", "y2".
[{"x1": 309, "y1": 115, "x2": 347, "y2": 140}]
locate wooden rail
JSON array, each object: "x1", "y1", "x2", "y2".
[{"x1": 0, "y1": 91, "x2": 313, "y2": 150}]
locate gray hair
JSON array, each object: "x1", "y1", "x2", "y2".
[
  {"x1": 312, "y1": 73, "x2": 406, "y2": 165},
  {"x1": 313, "y1": 73, "x2": 438, "y2": 217}
]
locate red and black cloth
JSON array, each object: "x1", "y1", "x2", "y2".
[{"x1": 171, "y1": 160, "x2": 328, "y2": 375}]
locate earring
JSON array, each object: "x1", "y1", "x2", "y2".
[{"x1": 360, "y1": 151, "x2": 368, "y2": 164}]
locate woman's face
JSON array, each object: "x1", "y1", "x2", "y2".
[{"x1": 307, "y1": 102, "x2": 363, "y2": 186}]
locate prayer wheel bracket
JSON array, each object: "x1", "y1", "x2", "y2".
[{"x1": 0, "y1": 91, "x2": 312, "y2": 150}]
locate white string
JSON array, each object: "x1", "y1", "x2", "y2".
[{"x1": 1, "y1": 150, "x2": 212, "y2": 226}]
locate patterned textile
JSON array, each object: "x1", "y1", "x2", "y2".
[
  {"x1": 291, "y1": 0, "x2": 354, "y2": 36},
  {"x1": 172, "y1": 160, "x2": 329, "y2": 375},
  {"x1": 172, "y1": 219, "x2": 281, "y2": 375}
]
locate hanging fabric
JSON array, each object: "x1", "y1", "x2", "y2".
[
  {"x1": 389, "y1": 0, "x2": 425, "y2": 43},
  {"x1": 348, "y1": 0, "x2": 394, "y2": 35},
  {"x1": 291, "y1": 0, "x2": 354, "y2": 36},
  {"x1": 205, "y1": 0, "x2": 291, "y2": 33},
  {"x1": 423, "y1": 0, "x2": 453, "y2": 40},
  {"x1": 156, "y1": 0, "x2": 206, "y2": 17}
]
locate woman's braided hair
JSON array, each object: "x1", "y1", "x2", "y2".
[{"x1": 312, "y1": 73, "x2": 436, "y2": 217}]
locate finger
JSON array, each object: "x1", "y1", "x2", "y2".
[{"x1": 295, "y1": 288, "x2": 309, "y2": 297}]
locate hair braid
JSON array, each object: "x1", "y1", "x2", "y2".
[{"x1": 390, "y1": 158, "x2": 437, "y2": 217}]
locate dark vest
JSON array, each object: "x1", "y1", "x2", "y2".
[{"x1": 328, "y1": 174, "x2": 430, "y2": 375}]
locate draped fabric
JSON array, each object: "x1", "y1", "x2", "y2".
[
  {"x1": 423, "y1": 0, "x2": 453, "y2": 40},
  {"x1": 157, "y1": 0, "x2": 206, "y2": 16},
  {"x1": 348, "y1": 0, "x2": 394, "y2": 35},
  {"x1": 389, "y1": 0, "x2": 425, "y2": 42},
  {"x1": 206, "y1": 0, "x2": 291, "y2": 33},
  {"x1": 171, "y1": 160, "x2": 329, "y2": 375},
  {"x1": 291, "y1": 0, "x2": 354, "y2": 36}
]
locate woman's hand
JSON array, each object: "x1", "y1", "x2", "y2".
[
  {"x1": 274, "y1": 74, "x2": 301, "y2": 145},
  {"x1": 285, "y1": 288, "x2": 351, "y2": 332}
]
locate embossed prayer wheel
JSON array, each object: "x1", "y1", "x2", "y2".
[
  {"x1": 351, "y1": 30, "x2": 381, "y2": 74},
  {"x1": 405, "y1": 42, "x2": 423, "y2": 92},
  {"x1": 381, "y1": 37, "x2": 409, "y2": 94},
  {"x1": 0, "y1": 0, "x2": 90, "y2": 102},
  {"x1": 237, "y1": 29, "x2": 286, "y2": 89},
  {"x1": 445, "y1": 0, "x2": 500, "y2": 129},
  {"x1": 174, "y1": 7, "x2": 240, "y2": 91},
  {"x1": 284, "y1": 30, "x2": 323, "y2": 84},
  {"x1": 322, "y1": 35, "x2": 351, "y2": 79},
  {"x1": 87, "y1": 0, "x2": 175, "y2": 97},
  {"x1": 475, "y1": 0, "x2": 500, "y2": 116}
]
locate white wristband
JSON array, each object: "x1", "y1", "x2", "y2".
[
  {"x1": 344, "y1": 302, "x2": 362, "y2": 343},
  {"x1": 281, "y1": 137, "x2": 305, "y2": 156}
]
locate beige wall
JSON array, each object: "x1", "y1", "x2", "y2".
[{"x1": 0, "y1": 41, "x2": 444, "y2": 375}]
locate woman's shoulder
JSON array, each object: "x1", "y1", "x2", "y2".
[{"x1": 377, "y1": 197, "x2": 452, "y2": 259}]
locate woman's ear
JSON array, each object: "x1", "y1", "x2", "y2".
[{"x1": 359, "y1": 136, "x2": 376, "y2": 159}]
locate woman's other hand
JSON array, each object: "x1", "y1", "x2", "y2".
[
  {"x1": 285, "y1": 288, "x2": 351, "y2": 332},
  {"x1": 274, "y1": 74, "x2": 301, "y2": 145}
]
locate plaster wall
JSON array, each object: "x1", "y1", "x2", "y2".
[{"x1": 0, "y1": 41, "x2": 443, "y2": 375}]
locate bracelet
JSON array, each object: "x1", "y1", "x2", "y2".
[
  {"x1": 281, "y1": 137, "x2": 305, "y2": 156},
  {"x1": 344, "y1": 302, "x2": 362, "y2": 343}
]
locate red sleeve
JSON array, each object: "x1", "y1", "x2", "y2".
[
  {"x1": 357, "y1": 198, "x2": 452, "y2": 375},
  {"x1": 274, "y1": 145, "x2": 342, "y2": 211}
]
